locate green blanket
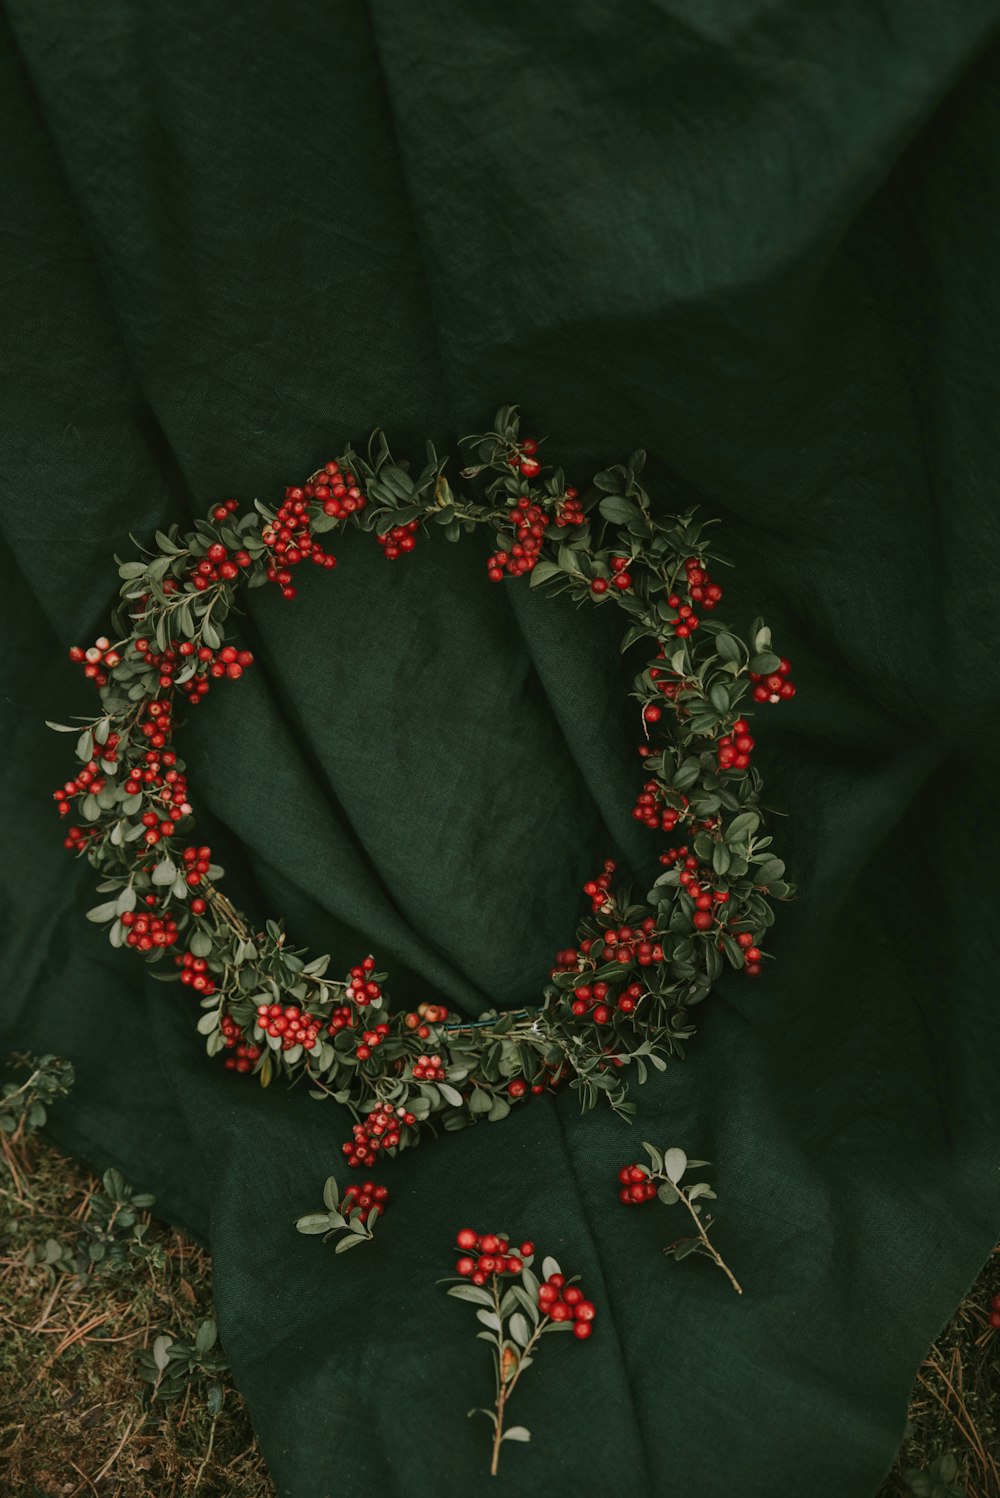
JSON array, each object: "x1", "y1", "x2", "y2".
[{"x1": 3, "y1": 3, "x2": 999, "y2": 1493}]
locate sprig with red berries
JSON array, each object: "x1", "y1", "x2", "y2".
[
  {"x1": 48, "y1": 406, "x2": 797, "y2": 1170},
  {"x1": 443, "y1": 1229, "x2": 596, "y2": 1475},
  {"x1": 295, "y1": 1174, "x2": 389, "y2": 1252},
  {"x1": 618, "y1": 1144, "x2": 742, "y2": 1293}
]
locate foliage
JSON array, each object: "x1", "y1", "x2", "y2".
[{"x1": 49, "y1": 406, "x2": 797, "y2": 1164}]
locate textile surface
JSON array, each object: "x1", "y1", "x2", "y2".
[{"x1": 2, "y1": 3, "x2": 1000, "y2": 1494}]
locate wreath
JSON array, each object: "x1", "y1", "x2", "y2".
[{"x1": 50, "y1": 406, "x2": 796, "y2": 1170}]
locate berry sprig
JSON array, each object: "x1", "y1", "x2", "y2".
[
  {"x1": 444, "y1": 1232, "x2": 595, "y2": 1474},
  {"x1": 295, "y1": 1174, "x2": 388, "y2": 1253},
  {"x1": 617, "y1": 1144, "x2": 741, "y2": 1294},
  {"x1": 48, "y1": 407, "x2": 797, "y2": 1169}
]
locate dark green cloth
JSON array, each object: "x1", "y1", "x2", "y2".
[{"x1": 3, "y1": 4, "x2": 1000, "y2": 1494}]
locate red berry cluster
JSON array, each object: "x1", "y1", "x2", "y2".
[
  {"x1": 210, "y1": 498, "x2": 241, "y2": 523},
  {"x1": 120, "y1": 904, "x2": 179, "y2": 951},
  {"x1": 750, "y1": 657, "x2": 796, "y2": 703},
  {"x1": 683, "y1": 556, "x2": 722, "y2": 610},
  {"x1": 175, "y1": 949, "x2": 216, "y2": 995},
  {"x1": 582, "y1": 859, "x2": 617, "y2": 914},
  {"x1": 487, "y1": 497, "x2": 548, "y2": 581},
  {"x1": 617, "y1": 1163, "x2": 657, "y2": 1203},
  {"x1": 62, "y1": 824, "x2": 99, "y2": 851},
  {"x1": 52, "y1": 738, "x2": 120, "y2": 815},
  {"x1": 307, "y1": 460, "x2": 366, "y2": 521},
  {"x1": 538, "y1": 1273, "x2": 596, "y2": 1338},
  {"x1": 256, "y1": 1003, "x2": 322, "y2": 1051},
  {"x1": 716, "y1": 718, "x2": 754, "y2": 773},
  {"x1": 505, "y1": 436, "x2": 541, "y2": 478},
  {"x1": 678, "y1": 860, "x2": 730, "y2": 933},
  {"x1": 342, "y1": 1181, "x2": 389, "y2": 1224},
  {"x1": 133, "y1": 636, "x2": 254, "y2": 705},
  {"x1": 608, "y1": 554, "x2": 633, "y2": 590},
  {"x1": 346, "y1": 958, "x2": 380, "y2": 1007},
  {"x1": 376, "y1": 519, "x2": 419, "y2": 559},
  {"x1": 123, "y1": 749, "x2": 190, "y2": 822},
  {"x1": 137, "y1": 696, "x2": 174, "y2": 750},
  {"x1": 454, "y1": 1228, "x2": 531, "y2": 1283},
  {"x1": 67, "y1": 636, "x2": 123, "y2": 686},
  {"x1": 220, "y1": 1013, "x2": 262, "y2": 1072},
  {"x1": 734, "y1": 930, "x2": 764, "y2": 976},
  {"x1": 182, "y1": 845, "x2": 212, "y2": 886},
  {"x1": 632, "y1": 779, "x2": 684, "y2": 831},
  {"x1": 554, "y1": 488, "x2": 584, "y2": 527},
  {"x1": 263, "y1": 486, "x2": 338, "y2": 598},
  {"x1": 326, "y1": 1004, "x2": 356, "y2": 1034},
  {"x1": 411, "y1": 1053, "x2": 446, "y2": 1081},
  {"x1": 354, "y1": 1022, "x2": 390, "y2": 1060},
  {"x1": 403, "y1": 1002, "x2": 450, "y2": 1038},
  {"x1": 188, "y1": 536, "x2": 252, "y2": 591},
  {"x1": 343, "y1": 1102, "x2": 414, "y2": 1169},
  {"x1": 988, "y1": 1292, "x2": 1000, "y2": 1330}
]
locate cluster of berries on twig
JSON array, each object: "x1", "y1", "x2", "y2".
[{"x1": 444, "y1": 1232, "x2": 595, "y2": 1474}]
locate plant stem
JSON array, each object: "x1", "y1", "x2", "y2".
[
  {"x1": 671, "y1": 1179, "x2": 743, "y2": 1295},
  {"x1": 487, "y1": 1278, "x2": 546, "y2": 1476}
]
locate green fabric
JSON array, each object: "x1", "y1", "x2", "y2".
[{"x1": 3, "y1": 4, "x2": 1000, "y2": 1494}]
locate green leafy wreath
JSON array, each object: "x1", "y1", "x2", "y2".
[{"x1": 50, "y1": 406, "x2": 796, "y2": 1170}]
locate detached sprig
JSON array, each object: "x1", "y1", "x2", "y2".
[
  {"x1": 618, "y1": 1144, "x2": 742, "y2": 1294},
  {"x1": 295, "y1": 1174, "x2": 388, "y2": 1252},
  {"x1": 443, "y1": 1229, "x2": 596, "y2": 1475}
]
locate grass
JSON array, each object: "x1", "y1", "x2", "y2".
[{"x1": 0, "y1": 1057, "x2": 996, "y2": 1496}]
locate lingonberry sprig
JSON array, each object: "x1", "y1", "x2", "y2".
[
  {"x1": 443, "y1": 1232, "x2": 595, "y2": 1474},
  {"x1": 48, "y1": 406, "x2": 797, "y2": 1168},
  {"x1": 618, "y1": 1144, "x2": 742, "y2": 1293},
  {"x1": 295, "y1": 1173, "x2": 389, "y2": 1252}
]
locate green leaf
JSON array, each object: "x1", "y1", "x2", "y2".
[
  {"x1": 151, "y1": 858, "x2": 177, "y2": 887},
  {"x1": 664, "y1": 1148, "x2": 687, "y2": 1183},
  {"x1": 296, "y1": 1212, "x2": 337, "y2": 1236},
  {"x1": 322, "y1": 1177, "x2": 340, "y2": 1212},
  {"x1": 196, "y1": 1011, "x2": 219, "y2": 1035},
  {"x1": 714, "y1": 632, "x2": 741, "y2": 663},
  {"x1": 657, "y1": 1184, "x2": 679, "y2": 1206},
  {"x1": 502, "y1": 1426, "x2": 531, "y2": 1443},
  {"x1": 152, "y1": 1335, "x2": 173, "y2": 1372},
  {"x1": 115, "y1": 885, "x2": 137, "y2": 915},
  {"x1": 509, "y1": 1312, "x2": 532, "y2": 1347},
  {"x1": 86, "y1": 900, "x2": 119, "y2": 923},
  {"x1": 540, "y1": 1256, "x2": 561, "y2": 1281},
  {"x1": 528, "y1": 560, "x2": 562, "y2": 588},
  {"x1": 195, "y1": 1319, "x2": 218, "y2": 1355},
  {"x1": 476, "y1": 1309, "x2": 501, "y2": 1332},
  {"x1": 724, "y1": 811, "x2": 760, "y2": 844},
  {"x1": 749, "y1": 651, "x2": 781, "y2": 675},
  {"x1": 708, "y1": 683, "x2": 730, "y2": 713},
  {"x1": 437, "y1": 1082, "x2": 465, "y2": 1107},
  {"x1": 753, "y1": 857, "x2": 785, "y2": 885},
  {"x1": 598, "y1": 495, "x2": 638, "y2": 524},
  {"x1": 447, "y1": 1285, "x2": 494, "y2": 1306},
  {"x1": 201, "y1": 619, "x2": 222, "y2": 651},
  {"x1": 334, "y1": 1232, "x2": 369, "y2": 1252}
]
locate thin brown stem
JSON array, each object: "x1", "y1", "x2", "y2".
[{"x1": 669, "y1": 1179, "x2": 743, "y2": 1295}]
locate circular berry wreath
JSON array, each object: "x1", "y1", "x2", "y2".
[{"x1": 50, "y1": 407, "x2": 796, "y2": 1171}]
